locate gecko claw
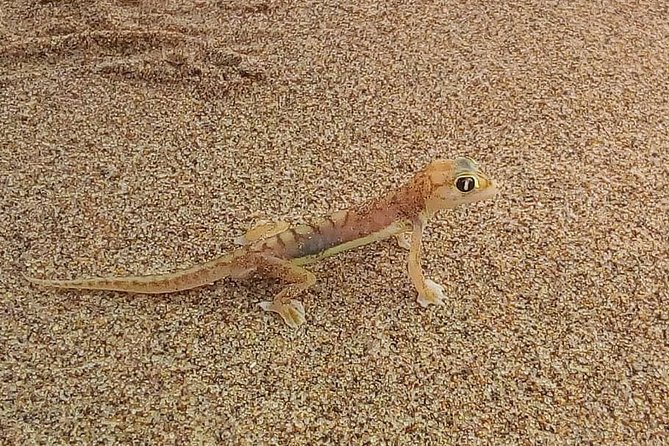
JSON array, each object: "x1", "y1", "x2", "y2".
[
  {"x1": 258, "y1": 299, "x2": 306, "y2": 328},
  {"x1": 417, "y1": 279, "x2": 446, "y2": 308}
]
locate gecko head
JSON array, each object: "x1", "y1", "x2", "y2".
[{"x1": 423, "y1": 157, "x2": 498, "y2": 213}]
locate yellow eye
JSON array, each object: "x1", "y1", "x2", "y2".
[{"x1": 455, "y1": 176, "x2": 477, "y2": 192}]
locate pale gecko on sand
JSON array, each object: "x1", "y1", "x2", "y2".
[{"x1": 27, "y1": 157, "x2": 498, "y2": 327}]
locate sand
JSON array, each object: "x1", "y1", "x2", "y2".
[{"x1": 1, "y1": 0, "x2": 668, "y2": 444}]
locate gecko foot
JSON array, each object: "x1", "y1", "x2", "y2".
[
  {"x1": 258, "y1": 299, "x2": 306, "y2": 328},
  {"x1": 417, "y1": 279, "x2": 446, "y2": 308},
  {"x1": 395, "y1": 232, "x2": 412, "y2": 250}
]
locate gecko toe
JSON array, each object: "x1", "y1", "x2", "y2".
[
  {"x1": 417, "y1": 279, "x2": 446, "y2": 308},
  {"x1": 258, "y1": 299, "x2": 306, "y2": 328}
]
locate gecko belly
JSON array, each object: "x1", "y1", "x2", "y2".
[{"x1": 291, "y1": 221, "x2": 407, "y2": 266}]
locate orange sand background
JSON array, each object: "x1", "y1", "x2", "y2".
[{"x1": 1, "y1": 1, "x2": 667, "y2": 444}]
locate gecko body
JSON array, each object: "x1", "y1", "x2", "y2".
[{"x1": 28, "y1": 157, "x2": 498, "y2": 327}]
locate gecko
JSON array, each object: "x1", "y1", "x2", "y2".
[{"x1": 27, "y1": 157, "x2": 498, "y2": 328}]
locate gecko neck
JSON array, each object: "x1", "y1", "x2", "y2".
[{"x1": 351, "y1": 185, "x2": 422, "y2": 231}]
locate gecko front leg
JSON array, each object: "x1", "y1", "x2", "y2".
[
  {"x1": 393, "y1": 220, "x2": 413, "y2": 250},
  {"x1": 407, "y1": 215, "x2": 446, "y2": 307},
  {"x1": 252, "y1": 255, "x2": 316, "y2": 328}
]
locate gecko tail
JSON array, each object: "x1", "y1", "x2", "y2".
[{"x1": 25, "y1": 252, "x2": 253, "y2": 294}]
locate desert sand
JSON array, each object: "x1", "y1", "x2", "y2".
[{"x1": 1, "y1": 0, "x2": 667, "y2": 444}]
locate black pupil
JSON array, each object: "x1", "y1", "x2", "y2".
[{"x1": 456, "y1": 177, "x2": 475, "y2": 192}]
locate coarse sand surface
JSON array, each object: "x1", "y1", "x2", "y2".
[{"x1": 1, "y1": 1, "x2": 668, "y2": 444}]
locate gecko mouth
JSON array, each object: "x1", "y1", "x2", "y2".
[
  {"x1": 483, "y1": 182, "x2": 499, "y2": 198},
  {"x1": 471, "y1": 176, "x2": 499, "y2": 202}
]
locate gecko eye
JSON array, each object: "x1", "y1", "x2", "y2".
[{"x1": 455, "y1": 176, "x2": 477, "y2": 193}]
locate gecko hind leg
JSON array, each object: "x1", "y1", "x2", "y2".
[
  {"x1": 252, "y1": 255, "x2": 316, "y2": 328},
  {"x1": 234, "y1": 220, "x2": 291, "y2": 245}
]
